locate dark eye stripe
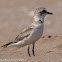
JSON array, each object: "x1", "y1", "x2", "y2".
[{"x1": 42, "y1": 10, "x2": 47, "y2": 13}]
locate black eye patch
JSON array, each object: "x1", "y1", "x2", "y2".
[
  {"x1": 42, "y1": 10, "x2": 47, "y2": 13},
  {"x1": 39, "y1": 10, "x2": 47, "y2": 14}
]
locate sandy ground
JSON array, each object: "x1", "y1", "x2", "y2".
[
  {"x1": 0, "y1": 36, "x2": 62, "y2": 62},
  {"x1": 0, "y1": 0, "x2": 62, "y2": 62}
]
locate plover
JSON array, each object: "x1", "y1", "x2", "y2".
[{"x1": 1, "y1": 7, "x2": 53, "y2": 57}]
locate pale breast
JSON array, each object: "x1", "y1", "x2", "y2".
[{"x1": 27, "y1": 24, "x2": 44, "y2": 43}]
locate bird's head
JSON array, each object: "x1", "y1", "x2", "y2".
[
  {"x1": 34, "y1": 7, "x2": 53, "y2": 16},
  {"x1": 33, "y1": 7, "x2": 53, "y2": 24}
]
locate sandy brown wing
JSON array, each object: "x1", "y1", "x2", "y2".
[
  {"x1": 14, "y1": 26, "x2": 34, "y2": 42},
  {"x1": 1, "y1": 25, "x2": 34, "y2": 48}
]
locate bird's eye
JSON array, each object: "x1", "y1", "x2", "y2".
[
  {"x1": 39, "y1": 10, "x2": 47, "y2": 14},
  {"x1": 42, "y1": 10, "x2": 47, "y2": 13}
]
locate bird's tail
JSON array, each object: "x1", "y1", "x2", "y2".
[{"x1": 1, "y1": 41, "x2": 16, "y2": 48}]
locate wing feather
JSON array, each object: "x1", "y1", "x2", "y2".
[
  {"x1": 15, "y1": 26, "x2": 34, "y2": 42},
  {"x1": 1, "y1": 25, "x2": 34, "y2": 48}
]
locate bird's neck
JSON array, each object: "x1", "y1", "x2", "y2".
[
  {"x1": 32, "y1": 16, "x2": 45, "y2": 27},
  {"x1": 34, "y1": 16, "x2": 45, "y2": 23}
]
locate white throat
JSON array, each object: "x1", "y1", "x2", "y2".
[{"x1": 34, "y1": 16, "x2": 45, "y2": 23}]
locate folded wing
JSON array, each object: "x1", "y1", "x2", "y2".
[{"x1": 1, "y1": 25, "x2": 34, "y2": 48}]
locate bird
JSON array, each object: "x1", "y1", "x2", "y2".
[{"x1": 1, "y1": 7, "x2": 53, "y2": 57}]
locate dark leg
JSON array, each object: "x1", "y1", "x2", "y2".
[
  {"x1": 32, "y1": 43, "x2": 35, "y2": 56},
  {"x1": 28, "y1": 45, "x2": 31, "y2": 57}
]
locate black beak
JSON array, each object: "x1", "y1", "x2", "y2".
[{"x1": 47, "y1": 12, "x2": 53, "y2": 15}]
